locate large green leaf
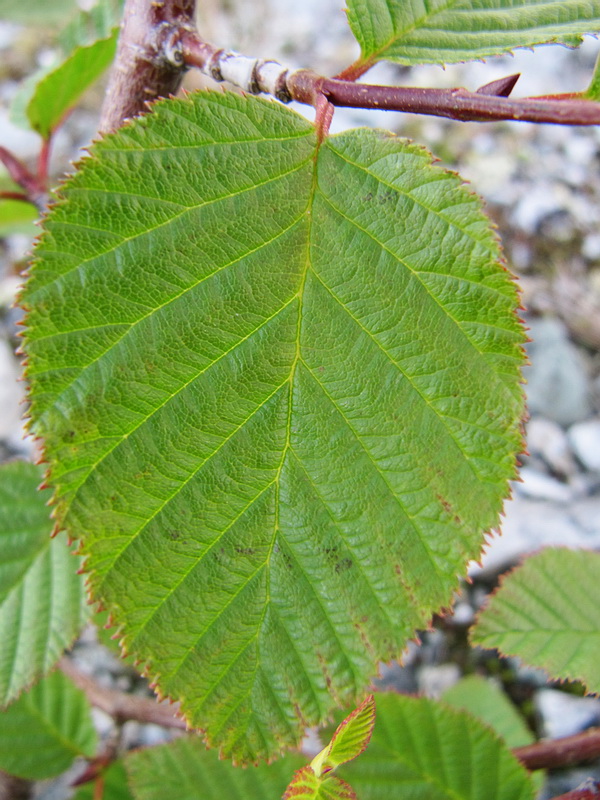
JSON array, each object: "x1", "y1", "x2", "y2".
[
  {"x1": 341, "y1": 693, "x2": 535, "y2": 800},
  {"x1": 22, "y1": 91, "x2": 525, "y2": 761},
  {"x1": 126, "y1": 737, "x2": 303, "y2": 800},
  {"x1": 346, "y1": 0, "x2": 600, "y2": 68},
  {"x1": 0, "y1": 669, "x2": 97, "y2": 780},
  {"x1": 0, "y1": 461, "x2": 90, "y2": 706},
  {"x1": 472, "y1": 548, "x2": 600, "y2": 693}
]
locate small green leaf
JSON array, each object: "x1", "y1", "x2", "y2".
[
  {"x1": 23, "y1": 91, "x2": 525, "y2": 761},
  {"x1": 311, "y1": 695, "x2": 375, "y2": 777},
  {"x1": 585, "y1": 51, "x2": 600, "y2": 100},
  {"x1": 341, "y1": 692, "x2": 534, "y2": 800},
  {"x1": 0, "y1": 669, "x2": 97, "y2": 780},
  {"x1": 0, "y1": 198, "x2": 38, "y2": 237},
  {"x1": 472, "y1": 548, "x2": 600, "y2": 694},
  {"x1": 0, "y1": 0, "x2": 78, "y2": 24},
  {"x1": 346, "y1": 0, "x2": 600, "y2": 68},
  {"x1": 0, "y1": 171, "x2": 38, "y2": 235},
  {"x1": 58, "y1": 0, "x2": 122, "y2": 53},
  {"x1": 443, "y1": 676, "x2": 544, "y2": 795},
  {"x1": 0, "y1": 461, "x2": 90, "y2": 706},
  {"x1": 125, "y1": 737, "x2": 303, "y2": 800},
  {"x1": 11, "y1": 32, "x2": 118, "y2": 138},
  {"x1": 284, "y1": 766, "x2": 357, "y2": 800},
  {"x1": 443, "y1": 675, "x2": 534, "y2": 748},
  {"x1": 72, "y1": 760, "x2": 134, "y2": 800}
]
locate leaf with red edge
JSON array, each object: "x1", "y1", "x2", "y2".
[
  {"x1": 311, "y1": 694, "x2": 375, "y2": 777},
  {"x1": 284, "y1": 766, "x2": 357, "y2": 800}
]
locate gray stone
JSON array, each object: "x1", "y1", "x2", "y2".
[
  {"x1": 376, "y1": 659, "x2": 419, "y2": 694},
  {"x1": 568, "y1": 419, "x2": 600, "y2": 472},
  {"x1": 449, "y1": 601, "x2": 475, "y2": 627},
  {"x1": 524, "y1": 317, "x2": 592, "y2": 427},
  {"x1": 417, "y1": 664, "x2": 461, "y2": 699},
  {"x1": 0, "y1": 110, "x2": 41, "y2": 161},
  {"x1": 582, "y1": 232, "x2": 600, "y2": 261},
  {"x1": 526, "y1": 416, "x2": 577, "y2": 477},
  {"x1": 470, "y1": 495, "x2": 589, "y2": 577},
  {"x1": 535, "y1": 688, "x2": 600, "y2": 739},
  {"x1": 0, "y1": 339, "x2": 24, "y2": 442},
  {"x1": 515, "y1": 466, "x2": 574, "y2": 503},
  {"x1": 570, "y1": 496, "x2": 600, "y2": 541}
]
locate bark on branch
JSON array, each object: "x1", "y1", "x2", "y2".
[
  {"x1": 99, "y1": 0, "x2": 196, "y2": 133},
  {"x1": 59, "y1": 657, "x2": 187, "y2": 730},
  {"x1": 514, "y1": 728, "x2": 600, "y2": 771}
]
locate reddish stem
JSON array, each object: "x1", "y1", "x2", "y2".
[
  {"x1": 99, "y1": 0, "x2": 196, "y2": 133},
  {"x1": 0, "y1": 191, "x2": 31, "y2": 203},
  {"x1": 334, "y1": 58, "x2": 375, "y2": 82},
  {"x1": 37, "y1": 137, "x2": 52, "y2": 189},
  {"x1": 514, "y1": 728, "x2": 600, "y2": 771},
  {"x1": 319, "y1": 78, "x2": 600, "y2": 125},
  {"x1": 93, "y1": 777, "x2": 105, "y2": 800},
  {"x1": 0, "y1": 146, "x2": 45, "y2": 206},
  {"x1": 315, "y1": 93, "x2": 334, "y2": 142}
]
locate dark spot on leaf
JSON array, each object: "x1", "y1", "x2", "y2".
[
  {"x1": 335, "y1": 558, "x2": 352, "y2": 573},
  {"x1": 436, "y1": 493, "x2": 452, "y2": 514},
  {"x1": 234, "y1": 546, "x2": 255, "y2": 556}
]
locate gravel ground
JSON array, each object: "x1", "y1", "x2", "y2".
[{"x1": 2, "y1": 3, "x2": 600, "y2": 798}]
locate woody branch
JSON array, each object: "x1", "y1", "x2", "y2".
[{"x1": 179, "y1": 30, "x2": 600, "y2": 126}]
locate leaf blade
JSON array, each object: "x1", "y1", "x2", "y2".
[
  {"x1": 22, "y1": 92, "x2": 525, "y2": 762},
  {"x1": 346, "y1": 0, "x2": 600, "y2": 67},
  {"x1": 126, "y1": 737, "x2": 303, "y2": 800},
  {"x1": 0, "y1": 461, "x2": 90, "y2": 706},
  {"x1": 311, "y1": 695, "x2": 375, "y2": 777},
  {"x1": 442, "y1": 675, "x2": 534, "y2": 749},
  {"x1": 284, "y1": 767, "x2": 358, "y2": 800},
  {"x1": 11, "y1": 32, "x2": 118, "y2": 138},
  {"x1": 472, "y1": 548, "x2": 600, "y2": 693},
  {"x1": 341, "y1": 693, "x2": 534, "y2": 800},
  {"x1": 0, "y1": 670, "x2": 97, "y2": 780}
]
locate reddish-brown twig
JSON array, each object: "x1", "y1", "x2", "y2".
[
  {"x1": 0, "y1": 146, "x2": 46, "y2": 208},
  {"x1": 514, "y1": 728, "x2": 600, "y2": 771},
  {"x1": 181, "y1": 31, "x2": 600, "y2": 127},
  {"x1": 58, "y1": 657, "x2": 187, "y2": 730}
]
